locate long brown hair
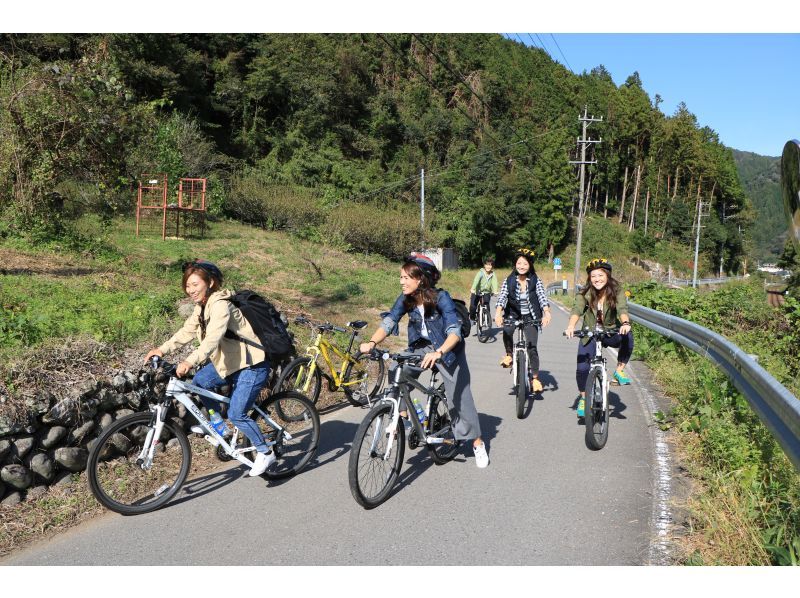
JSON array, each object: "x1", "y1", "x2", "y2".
[
  {"x1": 581, "y1": 272, "x2": 620, "y2": 313},
  {"x1": 401, "y1": 262, "x2": 438, "y2": 316}
]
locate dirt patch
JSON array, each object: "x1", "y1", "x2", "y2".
[{"x1": 0, "y1": 248, "x2": 99, "y2": 278}]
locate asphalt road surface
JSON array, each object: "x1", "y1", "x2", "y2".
[{"x1": 4, "y1": 300, "x2": 665, "y2": 565}]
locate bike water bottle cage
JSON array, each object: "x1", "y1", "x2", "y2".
[
  {"x1": 183, "y1": 259, "x2": 224, "y2": 283},
  {"x1": 586, "y1": 258, "x2": 612, "y2": 274}
]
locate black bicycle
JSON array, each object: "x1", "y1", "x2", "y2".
[{"x1": 348, "y1": 350, "x2": 458, "y2": 509}]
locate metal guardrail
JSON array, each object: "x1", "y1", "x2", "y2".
[
  {"x1": 666, "y1": 275, "x2": 746, "y2": 287},
  {"x1": 628, "y1": 301, "x2": 800, "y2": 471}
]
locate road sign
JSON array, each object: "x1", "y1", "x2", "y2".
[{"x1": 553, "y1": 257, "x2": 561, "y2": 267}]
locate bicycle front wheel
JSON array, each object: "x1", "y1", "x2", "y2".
[
  {"x1": 274, "y1": 356, "x2": 322, "y2": 404},
  {"x1": 584, "y1": 369, "x2": 609, "y2": 450},
  {"x1": 477, "y1": 307, "x2": 489, "y2": 343},
  {"x1": 516, "y1": 352, "x2": 527, "y2": 419},
  {"x1": 426, "y1": 391, "x2": 458, "y2": 464},
  {"x1": 348, "y1": 401, "x2": 405, "y2": 509},
  {"x1": 251, "y1": 390, "x2": 320, "y2": 479},
  {"x1": 87, "y1": 411, "x2": 191, "y2": 515},
  {"x1": 342, "y1": 351, "x2": 385, "y2": 407}
]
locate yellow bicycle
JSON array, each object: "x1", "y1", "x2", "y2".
[{"x1": 275, "y1": 317, "x2": 385, "y2": 407}]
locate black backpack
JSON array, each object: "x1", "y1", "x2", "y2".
[
  {"x1": 450, "y1": 297, "x2": 472, "y2": 339},
  {"x1": 224, "y1": 290, "x2": 295, "y2": 362}
]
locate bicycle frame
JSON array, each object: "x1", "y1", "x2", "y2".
[
  {"x1": 301, "y1": 329, "x2": 360, "y2": 390},
  {"x1": 507, "y1": 318, "x2": 540, "y2": 387},
  {"x1": 477, "y1": 297, "x2": 490, "y2": 327},
  {"x1": 587, "y1": 333, "x2": 610, "y2": 412},
  {"x1": 373, "y1": 361, "x2": 451, "y2": 462},
  {"x1": 140, "y1": 377, "x2": 290, "y2": 470}
]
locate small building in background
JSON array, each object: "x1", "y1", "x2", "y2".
[{"x1": 421, "y1": 248, "x2": 459, "y2": 271}]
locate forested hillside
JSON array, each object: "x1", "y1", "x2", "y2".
[
  {"x1": 0, "y1": 33, "x2": 751, "y2": 272},
  {"x1": 732, "y1": 150, "x2": 784, "y2": 262}
]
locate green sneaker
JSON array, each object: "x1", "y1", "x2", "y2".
[
  {"x1": 613, "y1": 370, "x2": 631, "y2": 385},
  {"x1": 576, "y1": 397, "x2": 585, "y2": 417}
]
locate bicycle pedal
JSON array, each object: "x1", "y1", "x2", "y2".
[{"x1": 203, "y1": 434, "x2": 220, "y2": 447}]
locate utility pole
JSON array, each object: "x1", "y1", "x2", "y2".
[
  {"x1": 420, "y1": 168, "x2": 425, "y2": 246},
  {"x1": 692, "y1": 196, "x2": 711, "y2": 287},
  {"x1": 569, "y1": 106, "x2": 603, "y2": 296}
]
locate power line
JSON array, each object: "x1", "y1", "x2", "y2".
[
  {"x1": 549, "y1": 34, "x2": 573, "y2": 72},
  {"x1": 534, "y1": 34, "x2": 553, "y2": 59},
  {"x1": 525, "y1": 33, "x2": 541, "y2": 51}
]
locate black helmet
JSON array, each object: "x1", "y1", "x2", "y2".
[
  {"x1": 183, "y1": 259, "x2": 223, "y2": 283},
  {"x1": 586, "y1": 257, "x2": 612, "y2": 274},
  {"x1": 405, "y1": 252, "x2": 441, "y2": 284}
]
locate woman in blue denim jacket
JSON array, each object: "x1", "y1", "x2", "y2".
[{"x1": 359, "y1": 253, "x2": 489, "y2": 468}]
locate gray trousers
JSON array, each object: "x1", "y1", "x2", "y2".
[{"x1": 403, "y1": 345, "x2": 482, "y2": 441}]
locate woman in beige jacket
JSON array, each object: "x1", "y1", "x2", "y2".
[{"x1": 145, "y1": 260, "x2": 275, "y2": 477}]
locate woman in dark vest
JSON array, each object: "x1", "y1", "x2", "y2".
[{"x1": 494, "y1": 248, "x2": 552, "y2": 393}]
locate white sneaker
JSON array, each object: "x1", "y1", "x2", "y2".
[
  {"x1": 473, "y1": 442, "x2": 489, "y2": 468},
  {"x1": 190, "y1": 425, "x2": 205, "y2": 435},
  {"x1": 248, "y1": 451, "x2": 276, "y2": 477}
]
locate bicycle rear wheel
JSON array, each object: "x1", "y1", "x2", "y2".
[
  {"x1": 342, "y1": 351, "x2": 385, "y2": 407},
  {"x1": 87, "y1": 411, "x2": 191, "y2": 515},
  {"x1": 274, "y1": 356, "x2": 322, "y2": 404},
  {"x1": 426, "y1": 391, "x2": 458, "y2": 464},
  {"x1": 584, "y1": 369, "x2": 609, "y2": 450},
  {"x1": 348, "y1": 400, "x2": 405, "y2": 509},
  {"x1": 515, "y1": 352, "x2": 527, "y2": 419},
  {"x1": 251, "y1": 390, "x2": 320, "y2": 479}
]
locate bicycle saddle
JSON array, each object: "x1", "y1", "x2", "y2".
[{"x1": 347, "y1": 320, "x2": 368, "y2": 330}]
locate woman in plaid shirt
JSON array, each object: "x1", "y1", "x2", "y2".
[{"x1": 494, "y1": 248, "x2": 552, "y2": 393}]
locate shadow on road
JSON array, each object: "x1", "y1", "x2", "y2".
[
  {"x1": 476, "y1": 325, "x2": 502, "y2": 342},
  {"x1": 301, "y1": 418, "x2": 359, "y2": 475},
  {"x1": 172, "y1": 467, "x2": 245, "y2": 509},
  {"x1": 570, "y1": 389, "x2": 629, "y2": 425}
]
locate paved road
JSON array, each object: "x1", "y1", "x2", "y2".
[{"x1": 4, "y1": 302, "x2": 663, "y2": 565}]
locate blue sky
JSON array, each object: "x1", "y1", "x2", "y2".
[{"x1": 506, "y1": 33, "x2": 799, "y2": 157}]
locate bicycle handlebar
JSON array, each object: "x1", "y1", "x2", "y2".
[
  {"x1": 366, "y1": 348, "x2": 424, "y2": 365},
  {"x1": 503, "y1": 317, "x2": 542, "y2": 327},
  {"x1": 563, "y1": 328, "x2": 620, "y2": 339},
  {"x1": 293, "y1": 316, "x2": 349, "y2": 334}
]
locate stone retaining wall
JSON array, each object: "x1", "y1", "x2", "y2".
[{"x1": 0, "y1": 366, "x2": 187, "y2": 506}]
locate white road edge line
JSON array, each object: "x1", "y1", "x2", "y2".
[{"x1": 549, "y1": 298, "x2": 673, "y2": 564}]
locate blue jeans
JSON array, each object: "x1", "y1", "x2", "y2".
[
  {"x1": 576, "y1": 331, "x2": 634, "y2": 392},
  {"x1": 192, "y1": 361, "x2": 270, "y2": 454}
]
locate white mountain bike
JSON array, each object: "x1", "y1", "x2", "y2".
[
  {"x1": 567, "y1": 328, "x2": 618, "y2": 450},
  {"x1": 87, "y1": 358, "x2": 320, "y2": 515}
]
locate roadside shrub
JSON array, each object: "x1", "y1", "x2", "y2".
[
  {"x1": 322, "y1": 201, "x2": 421, "y2": 260},
  {"x1": 631, "y1": 279, "x2": 800, "y2": 564},
  {"x1": 226, "y1": 176, "x2": 324, "y2": 232}
]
